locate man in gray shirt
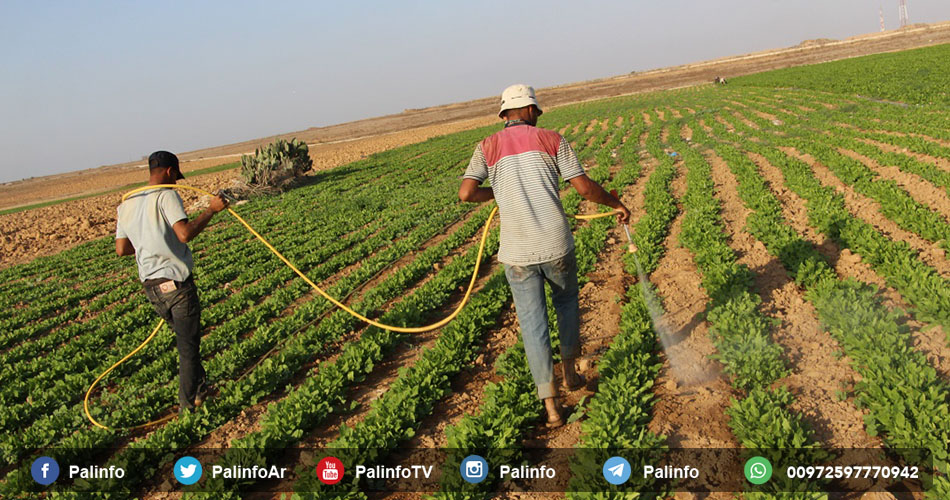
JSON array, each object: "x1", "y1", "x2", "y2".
[{"x1": 115, "y1": 150, "x2": 228, "y2": 414}]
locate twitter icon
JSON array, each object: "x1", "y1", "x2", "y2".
[{"x1": 174, "y1": 456, "x2": 203, "y2": 485}]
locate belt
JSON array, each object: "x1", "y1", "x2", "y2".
[{"x1": 143, "y1": 275, "x2": 193, "y2": 288}]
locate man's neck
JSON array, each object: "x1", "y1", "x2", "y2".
[{"x1": 504, "y1": 119, "x2": 533, "y2": 128}]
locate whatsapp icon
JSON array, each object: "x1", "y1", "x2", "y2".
[{"x1": 744, "y1": 456, "x2": 773, "y2": 485}]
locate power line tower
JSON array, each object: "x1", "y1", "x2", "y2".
[
  {"x1": 880, "y1": 5, "x2": 886, "y2": 31},
  {"x1": 899, "y1": 0, "x2": 909, "y2": 28}
]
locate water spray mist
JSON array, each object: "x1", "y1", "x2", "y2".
[{"x1": 622, "y1": 224, "x2": 712, "y2": 387}]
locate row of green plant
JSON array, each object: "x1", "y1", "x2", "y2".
[
  {"x1": 0, "y1": 200, "x2": 475, "y2": 466},
  {"x1": 566, "y1": 117, "x2": 672, "y2": 500},
  {"x1": 706, "y1": 128, "x2": 949, "y2": 497},
  {"x1": 624, "y1": 114, "x2": 678, "y2": 274},
  {"x1": 3, "y1": 204, "x2": 501, "y2": 497},
  {"x1": 708, "y1": 110, "x2": 950, "y2": 339},
  {"x1": 681, "y1": 120, "x2": 829, "y2": 497}
]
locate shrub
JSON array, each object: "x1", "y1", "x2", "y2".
[{"x1": 240, "y1": 138, "x2": 313, "y2": 187}]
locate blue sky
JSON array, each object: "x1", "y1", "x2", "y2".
[{"x1": 1, "y1": 1, "x2": 948, "y2": 183}]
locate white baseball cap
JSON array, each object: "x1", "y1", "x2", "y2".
[{"x1": 499, "y1": 84, "x2": 542, "y2": 117}]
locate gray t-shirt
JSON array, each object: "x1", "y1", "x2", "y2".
[{"x1": 116, "y1": 188, "x2": 194, "y2": 282}]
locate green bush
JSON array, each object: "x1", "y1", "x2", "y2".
[{"x1": 239, "y1": 138, "x2": 312, "y2": 186}]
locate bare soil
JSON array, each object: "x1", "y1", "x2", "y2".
[
  {"x1": 646, "y1": 159, "x2": 739, "y2": 499},
  {"x1": 4, "y1": 22, "x2": 950, "y2": 269}
]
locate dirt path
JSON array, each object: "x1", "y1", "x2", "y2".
[
  {"x1": 748, "y1": 151, "x2": 950, "y2": 381},
  {"x1": 376, "y1": 120, "x2": 647, "y2": 500},
  {"x1": 836, "y1": 147, "x2": 950, "y2": 223},
  {"x1": 525, "y1": 167, "x2": 648, "y2": 453},
  {"x1": 647, "y1": 158, "x2": 739, "y2": 447},
  {"x1": 704, "y1": 147, "x2": 879, "y2": 448},
  {"x1": 857, "y1": 136, "x2": 950, "y2": 177}
]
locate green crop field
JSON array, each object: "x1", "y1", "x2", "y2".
[{"x1": 2, "y1": 44, "x2": 949, "y2": 499}]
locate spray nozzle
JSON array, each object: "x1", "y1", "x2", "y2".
[
  {"x1": 623, "y1": 224, "x2": 637, "y2": 254},
  {"x1": 217, "y1": 189, "x2": 238, "y2": 203}
]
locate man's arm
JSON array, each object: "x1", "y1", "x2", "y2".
[
  {"x1": 458, "y1": 179, "x2": 494, "y2": 203},
  {"x1": 172, "y1": 196, "x2": 228, "y2": 243},
  {"x1": 116, "y1": 238, "x2": 135, "y2": 256},
  {"x1": 568, "y1": 174, "x2": 631, "y2": 224},
  {"x1": 460, "y1": 144, "x2": 492, "y2": 203}
]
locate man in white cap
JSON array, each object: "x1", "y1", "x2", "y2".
[{"x1": 459, "y1": 84, "x2": 630, "y2": 427}]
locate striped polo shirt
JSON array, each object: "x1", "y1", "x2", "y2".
[{"x1": 464, "y1": 123, "x2": 586, "y2": 265}]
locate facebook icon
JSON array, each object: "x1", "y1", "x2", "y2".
[{"x1": 31, "y1": 456, "x2": 60, "y2": 485}]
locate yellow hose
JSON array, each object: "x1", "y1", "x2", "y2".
[
  {"x1": 84, "y1": 183, "x2": 619, "y2": 429},
  {"x1": 84, "y1": 321, "x2": 175, "y2": 430}
]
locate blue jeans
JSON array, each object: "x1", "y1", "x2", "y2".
[{"x1": 504, "y1": 250, "x2": 581, "y2": 400}]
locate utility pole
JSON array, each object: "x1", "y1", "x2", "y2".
[
  {"x1": 899, "y1": 0, "x2": 909, "y2": 28},
  {"x1": 879, "y1": 6, "x2": 886, "y2": 31}
]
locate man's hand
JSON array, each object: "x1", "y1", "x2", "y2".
[
  {"x1": 616, "y1": 205, "x2": 631, "y2": 225},
  {"x1": 209, "y1": 195, "x2": 229, "y2": 213},
  {"x1": 569, "y1": 175, "x2": 630, "y2": 222},
  {"x1": 608, "y1": 188, "x2": 631, "y2": 225},
  {"x1": 172, "y1": 196, "x2": 227, "y2": 243}
]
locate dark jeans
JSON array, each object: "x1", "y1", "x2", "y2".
[
  {"x1": 503, "y1": 250, "x2": 581, "y2": 400},
  {"x1": 143, "y1": 276, "x2": 205, "y2": 411}
]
